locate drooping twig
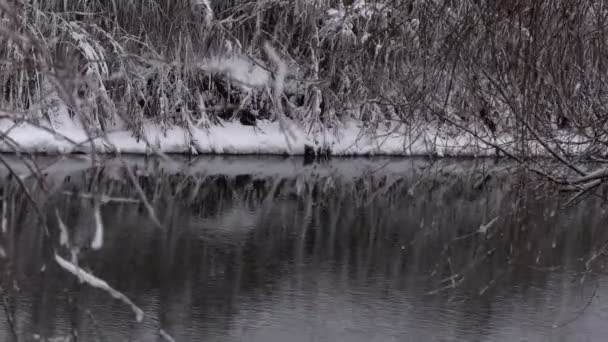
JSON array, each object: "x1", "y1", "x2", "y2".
[
  {"x1": 0, "y1": 287, "x2": 18, "y2": 340},
  {"x1": 160, "y1": 329, "x2": 177, "y2": 342},
  {"x1": 120, "y1": 159, "x2": 163, "y2": 229},
  {"x1": 55, "y1": 253, "x2": 144, "y2": 322}
]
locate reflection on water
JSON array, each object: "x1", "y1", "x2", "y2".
[{"x1": 0, "y1": 155, "x2": 608, "y2": 341}]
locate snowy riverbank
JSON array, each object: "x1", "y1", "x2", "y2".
[{"x1": 0, "y1": 115, "x2": 586, "y2": 157}]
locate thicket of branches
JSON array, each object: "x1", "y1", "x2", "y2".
[{"x1": 2, "y1": 0, "x2": 608, "y2": 187}]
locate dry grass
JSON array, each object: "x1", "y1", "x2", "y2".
[
  {"x1": 0, "y1": 2, "x2": 491, "y2": 132},
  {"x1": 1, "y1": 1, "x2": 608, "y2": 172}
]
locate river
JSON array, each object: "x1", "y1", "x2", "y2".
[{"x1": 0, "y1": 155, "x2": 606, "y2": 341}]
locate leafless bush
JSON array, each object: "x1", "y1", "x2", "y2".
[{"x1": 2, "y1": 0, "x2": 608, "y2": 190}]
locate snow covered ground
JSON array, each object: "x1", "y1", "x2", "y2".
[
  {"x1": 0, "y1": 116, "x2": 490, "y2": 157},
  {"x1": 0, "y1": 114, "x2": 588, "y2": 157}
]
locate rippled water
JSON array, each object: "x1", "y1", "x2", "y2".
[{"x1": 0, "y1": 155, "x2": 607, "y2": 341}]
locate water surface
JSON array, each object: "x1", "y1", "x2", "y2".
[{"x1": 0, "y1": 155, "x2": 606, "y2": 341}]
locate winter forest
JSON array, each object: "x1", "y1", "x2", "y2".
[{"x1": 2, "y1": 1, "x2": 608, "y2": 341}]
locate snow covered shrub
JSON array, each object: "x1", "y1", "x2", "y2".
[
  {"x1": 1, "y1": 0, "x2": 414, "y2": 137},
  {"x1": 3, "y1": 0, "x2": 608, "y2": 171}
]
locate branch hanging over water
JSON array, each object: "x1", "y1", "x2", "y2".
[{"x1": 54, "y1": 253, "x2": 144, "y2": 322}]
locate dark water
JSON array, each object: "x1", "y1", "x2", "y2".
[{"x1": 1, "y1": 156, "x2": 608, "y2": 341}]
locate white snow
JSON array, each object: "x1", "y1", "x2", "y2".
[
  {"x1": 202, "y1": 54, "x2": 270, "y2": 90},
  {"x1": 0, "y1": 114, "x2": 593, "y2": 157},
  {"x1": 264, "y1": 42, "x2": 286, "y2": 96}
]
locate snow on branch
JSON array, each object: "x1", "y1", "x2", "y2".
[
  {"x1": 264, "y1": 42, "x2": 286, "y2": 97},
  {"x1": 55, "y1": 253, "x2": 144, "y2": 322}
]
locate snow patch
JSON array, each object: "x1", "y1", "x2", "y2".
[
  {"x1": 0, "y1": 114, "x2": 592, "y2": 157},
  {"x1": 203, "y1": 54, "x2": 270, "y2": 90}
]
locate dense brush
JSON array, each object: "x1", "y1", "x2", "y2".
[{"x1": 1, "y1": 0, "x2": 608, "y2": 148}]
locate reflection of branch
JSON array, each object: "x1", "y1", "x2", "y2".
[
  {"x1": 1, "y1": 288, "x2": 17, "y2": 340},
  {"x1": 551, "y1": 280, "x2": 599, "y2": 329},
  {"x1": 160, "y1": 329, "x2": 177, "y2": 342},
  {"x1": 0, "y1": 154, "x2": 49, "y2": 235},
  {"x1": 121, "y1": 159, "x2": 163, "y2": 229},
  {"x1": 86, "y1": 310, "x2": 106, "y2": 342},
  {"x1": 550, "y1": 240, "x2": 608, "y2": 328}
]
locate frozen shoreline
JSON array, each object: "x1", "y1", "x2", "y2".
[{"x1": 0, "y1": 116, "x2": 586, "y2": 157}]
